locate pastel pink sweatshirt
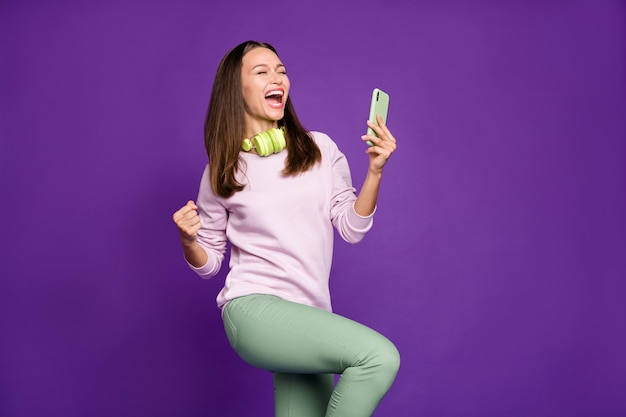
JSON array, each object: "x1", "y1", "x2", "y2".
[{"x1": 188, "y1": 131, "x2": 374, "y2": 312}]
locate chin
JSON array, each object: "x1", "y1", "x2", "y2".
[{"x1": 268, "y1": 111, "x2": 285, "y2": 121}]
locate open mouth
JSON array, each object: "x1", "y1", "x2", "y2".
[{"x1": 265, "y1": 89, "x2": 284, "y2": 108}]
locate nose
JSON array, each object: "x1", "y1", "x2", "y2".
[{"x1": 271, "y1": 72, "x2": 283, "y2": 85}]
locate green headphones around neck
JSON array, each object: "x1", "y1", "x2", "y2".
[{"x1": 242, "y1": 127, "x2": 286, "y2": 157}]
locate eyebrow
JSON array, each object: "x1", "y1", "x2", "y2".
[{"x1": 251, "y1": 63, "x2": 285, "y2": 70}]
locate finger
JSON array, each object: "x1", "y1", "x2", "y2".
[
  {"x1": 366, "y1": 145, "x2": 392, "y2": 159},
  {"x1": 366, "y1": 120, "x2": 390, "y2": 144},
  {"x1": 361, "y1": 133, "x2": 379, "y2": 146},
  {"x1": 173, "y1": 203, "x2": 198, "y2": 222},
  {"x1": 366, "y1": 119, "x2": 383, "y2": 137},
  {"x1": 173, "y1": 207, "x2": 189, "y2": 222},
  {"x1": 179, "y1": 218, "x2": 201, "y2": 238},
  {"x1": 189, "y1": 221, "x2": 202, "y2": 233},
  {"x1": 187, "y1": 214, "x2": 201, "y2": 227},
  {"x1": 374, "y1": 115, "x2": 396, "y2": 144},
  {"x1": 182, "y1": 208, "x2": 199, "y2": 221},
  {"x1": 362, "y1": 123, "x2": 386, "y2": 143},
  {"x1": 178, "y1": 211, "x2": 200, "y2": 226},
  {"x1": 367, "y1": 136, "x2": 396, "y2": 156},
  {"x1": 363, "y1": 134, "x2": 395, "y2": 153}
]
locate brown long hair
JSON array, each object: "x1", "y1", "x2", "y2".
[{"x1": 204, "y1": 40, "x2": 322, "y2": 198}]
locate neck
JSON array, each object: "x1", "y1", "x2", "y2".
[{"x1": 244, "y1": 119, "x2": 278, "y2": 139}]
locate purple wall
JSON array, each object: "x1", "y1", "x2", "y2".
[{"x1": 1, "y1": 1, "x2": 625, "y2": 416}]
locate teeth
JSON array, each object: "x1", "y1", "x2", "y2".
[{"x1": 265, "y1": 90, "x2": 283, "y2": 97}]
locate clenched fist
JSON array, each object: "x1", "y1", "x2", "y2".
[{"x1": 172, "y1": 200, "x2": 201, "y2": 244}]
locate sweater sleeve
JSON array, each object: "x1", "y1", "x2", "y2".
[
  {"x1": 186, "y1": 165, "x2": 228, "y2": 278},
  {"x1": 324, "y1": 134, "x2": 375, "y2": 243}
]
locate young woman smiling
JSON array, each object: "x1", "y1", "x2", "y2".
[{"x1": 173, "y1": 40, "x2": 399, "y2": 417}]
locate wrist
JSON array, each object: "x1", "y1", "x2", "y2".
[
  {"x1": 366, "y1": 167, "x2": 383, "y2": 180},
  {"x1": 180, "y1": 234, "x2": 198, "y2": 247}
]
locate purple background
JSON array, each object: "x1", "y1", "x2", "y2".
[{"x1": 1, "y1": 1, "x2": 625, "y2": 416}]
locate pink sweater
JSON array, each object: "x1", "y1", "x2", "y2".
[{"x1": 188, "y1": 131, "x2": 374, "y2": 312}]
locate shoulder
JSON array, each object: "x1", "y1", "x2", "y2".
[
  {"x1": 309, "y1": 131, "x2": 340, "y2": 154},
  {"x1": 308, "y1": 131, "x2": 351, "y2": 171}
]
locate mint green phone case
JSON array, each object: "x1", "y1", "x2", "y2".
[{"x1": 366, "y1": 88, "x2": 389, "y2": 146}]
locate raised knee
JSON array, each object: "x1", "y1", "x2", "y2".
[
  {"x1": 360, "y1": 338, "x2": 400, "y2": 393},
  {"x1": 378, "y1": 340, "x2": 400, "y2": 379}
]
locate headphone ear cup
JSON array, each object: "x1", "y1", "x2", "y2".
[
  {"x1": 269, "y1": 128, "x2": 286, "y2": 152},
  {"x1": 253, "y1": 131, "x2": 274, "y2": 156},
  {"x1": 247, "y1": 128, "x2": 286, "y2": 156}
]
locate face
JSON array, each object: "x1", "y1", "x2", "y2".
[{"x1": 241, "y1": 47, "x2": 290, "y2": 137}]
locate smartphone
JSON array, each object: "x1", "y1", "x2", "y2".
[{"x1": 366, "y1": 88, "x2": 390, "y2": 146}]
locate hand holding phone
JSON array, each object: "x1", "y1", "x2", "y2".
[{"x1": 366, "y1": 88, "x2": 389, "y2": 146}]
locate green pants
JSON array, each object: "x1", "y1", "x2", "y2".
[{"x1": 222, "y1": 294, "x2": 400, "y2": 417}]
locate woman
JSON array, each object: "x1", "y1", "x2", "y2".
[{"x1": 173, "y1": 40, "x2": 399, "y2": 417}]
